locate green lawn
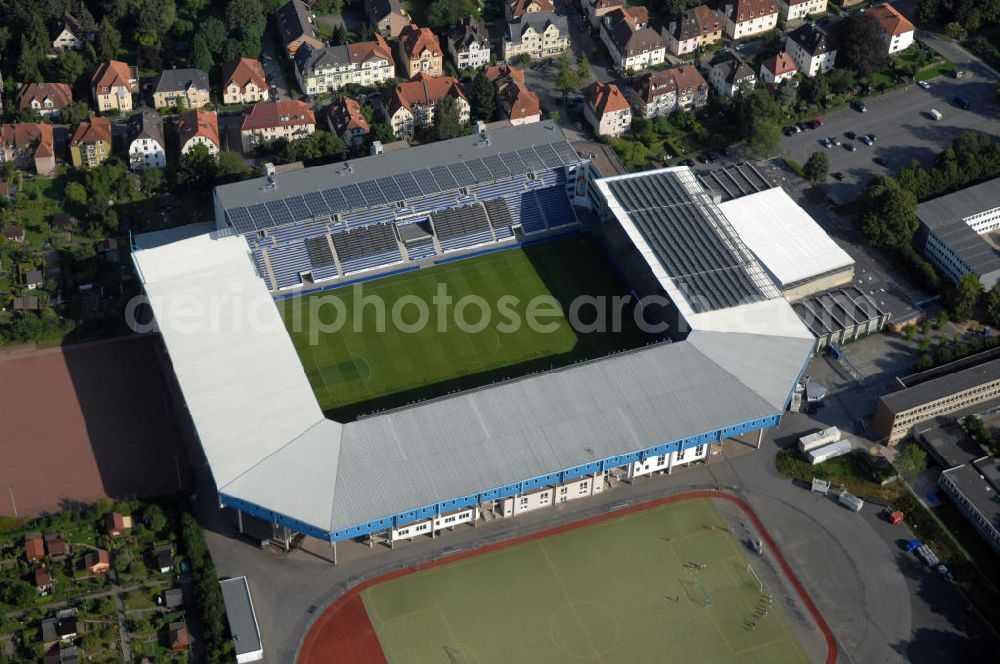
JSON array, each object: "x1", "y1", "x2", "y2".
[
  {"x1": 362, "y1": 498, "x2": 811, "y2": 664},
  {"x1": 280, "y1": 236, "x2": 653, "y2": 418}
]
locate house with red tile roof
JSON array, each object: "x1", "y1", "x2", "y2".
[
  {"x1": 34, "y1": 567, "x2": 54, "y2": 593},
  {"x1": 0, "y1": 124, "x2": 56, "y2": 175},
  {"x1": 25, "y1": 533, "x2": 45, "y2": 562},
  {"x1": 221, "y1": 58, "x2": 270, "y2": 105},
  {"x1": 600, "y1": 6, "x2": 667, "y2": 73},
  {"x1": 507, "y1": 0, "x2": 554, "y2": 21},
  {"x1": 398, "y1": 24, "x2": 443, "y2": 78},
  {"x1": 179, "y1": 109, "x2": 221, "y2": 156},
  {"x1": 868, "y1": 3, "x2": 915, "y2": 54},
  {"x1": 586, "y1": 0, "x2": 626, "y2": 28},
  {"x1": 624, "y1": 65, "x2": 708, "y2": 118},
  {"x1": 663, "y1": 5, "x2": 722, "y2": 56},
  {"x1": 721, "y1": 0, "x2": 779, "y2": 40},
  {"x1": 328, "y1": 97, "x2": 370, "y2": 148},
  {"x1": 379, "y1": 73, "x2": 470, "y2": 138},
  {"x1": 486, "y1": 65, "x2": 541, "y2": 125},
  {"x1": 760, "y1": 51, "x2": 799, "y2": 85},
  {"x1": 70, "y1": 117, "x2": 112, "y2": 169},
  {"x1": 240, "y1": 100, "x2": 316, "y2": 152},
  {"x1": 778, "y1": 0, "x2": 826, "y2": 21},
  {"x1": 91, "y1": 60, "x2": 135, "y2": 112},
  {"x1": 16, "y1": 83, "x2": 73, "y2": 118},
  {"x1": 583, "y1": 81, "x2": 631, "y2": 137},
  {"x1": 293, "y1": 35, "x2": 395, "y2": 96}
]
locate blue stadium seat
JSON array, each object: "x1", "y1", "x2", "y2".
[
  {"x1": 267, "y1": 241, "x2": 312, "y2": 289},
  {"x1": 535, "y1": 187, "x2": 578, "y2": 229},
  {"x1": 438, "y1": 229, "x2": 494, "y2": 252},
  {"x1": 251, "y1": 249, "x2": 273, "y2": 290},
  {"x1": 519, "y1": 191, "x2": 546, "y2": 234},
  {"x1": 311, "y1": 264, "x2": 340, "y2": 282},
  {"x1": 340, "y1": 250, "x2": 403, "y2": 275},
  {"x1": 406, "y1": 240, "x2": 437, "y2": 260}
]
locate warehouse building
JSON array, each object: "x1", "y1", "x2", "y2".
[
  {"x1": 792, "y1": 286, "x2": 890, "y2": 351},
  {"x1": 916, "y1": 177, "x2": 1000, "y2": 289}
]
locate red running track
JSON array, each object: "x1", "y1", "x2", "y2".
[{"x1": 298, "y1": 490, "x2": 838, "y2": 664}]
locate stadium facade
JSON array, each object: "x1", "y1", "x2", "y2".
[{"x1": 133, "y1": 122, "x2": 814, "y2": 552}]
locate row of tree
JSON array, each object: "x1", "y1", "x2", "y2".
[{"x1": 179, "y1": 512, "x2": 233, "y2": 664}]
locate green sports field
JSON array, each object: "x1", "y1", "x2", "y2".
[
  {"x1": 279, "y1": 236, "x2": 654, "y2": 418},
  {"x1": 361, "y1": 498, "x2": 810, "y2": 664}
]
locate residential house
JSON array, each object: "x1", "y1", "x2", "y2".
[
  {"x1": 625, "y1": 65, "x2": 708, "y2": 118},
  {"x1": 328, "y1": 96, "x2": 370, "y2": 149},
  {"x1": 168, "y1": 622, "x2": 190, "y2": 651},
  {"x1": 447, "y1": 16, "x2": 491, "y2": 71},
  {"x1": 583, "y1": 81, "x2": 631, "y2": 137},
  {"x1": 0, "y1": 124, "x2": 56, "y2": 176},
  {"x1": 778, "y1": 0, "x2": 827, "y2": 21},
  {"x1": 601, "y1": 7, "x2": 667, "y2": 74},
  {"x1": 24, "y1": 269, "x2": 44, "y2": 290},
  {"x1": 276, "y1": 0, "x2": 324, "y2": 56},
  {"x1": 221, "y1": 58, "x2": 270, "y2": 105},
  {"x1": 69, "y1": 117, "x2": 112, "y2": 169},
  {"x1": 51, "y1": 213, "x2": 78, "y2": 229},
  {"x1": 379, "y1": 74, "x2": 470, "y2": 138},
  {"x1": 81, "y1": 549, "x2": 111, "y2": 574},
  {"x1": 240, "y1": 99, "x2": 316, "y2": 152},
  {"x1": 105, "y1": 512, "x2": 132, "y2": 537},
  {"x1": 2, "y1": 226, "x2": 26, "y2": 243},
  {"x1": 398, "y1": 24, "x2": 444, "y2": 78},
  {"x1": 16, "y1": 83, "x2": 73, "y2": 118},
  {"x1": 364, "y1": 0, "x2": 411, "y2": 38},
  {"x1": 44, "y1": 534, "x2": 69, "y2": 560},
  {"x1": 126, "y1": 110, "x2": 166, "y2": 171},
  {"x1": 587, "y1": 0, "x2": 626, "y2": 28},
  {"x1": 486, "y1": 65, "x2": 541, "y2": 125},
  {"x1": 152, "y1": 68, "x2": 211, "y2": 110},
  {"x1": 760, "y1": 51, "x2": 799, "y2": 85},
  {"x1": 156, "y1": 550, "x2": 173, "y2": 574},
  {"x1": 294, "y1": 36, "x2": 395, "y2": 96},
  {"x1": 50, "y1": 13, "x2": 90, "y2": 54},
  {"x1": 785, "y1": 23, "x2": 836, "y2": 77},
  {"x1": 663, "y1": 5, "x2": 722, "y2": 56},
  {"x1": 34, "y1": 568, "x2": 54, "y2": 593},
  {"x1": 721, "y1": 0, "x2": 779, "y2": 40},
  {"x1": 25, "y1": 533, "x2": 45, "y2": 562},
  {"x1": 13, "y1": 296, "x2": 41, "y2": 311},
  {"x1": 507, "y1": 0, "x2": 555, "y2": 21},
  {"x1": 707, "y1": 49, "x2": 756, "y2": 97},
  {"x1": 91, "y1": 60, "x2": 135, "y2": 112},
  {"x1": 868, "y1": 3, "x2": 915, "y2": 54},
  {"x1": 164, "y1": 588, "x2": 184, "y2": 609},
  {"x1": 178, "y1": 109, "x2": 220, "y2": 156},
  {"x1": 502, "y1": 12, "x2": 569, "y2": 62}
]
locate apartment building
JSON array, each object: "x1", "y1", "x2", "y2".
[{"x1": 294, "y1": 36, "x2": 395, "y2": 96}]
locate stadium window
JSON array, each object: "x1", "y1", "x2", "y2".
[
  {"x1": 527, "y1": 172, "x2": 536, "y2": 180},
  {"x1": 560, "y1": 487, "x2": 568, "y2": 494},
  {"x1": 459, "y1": 187, "x2": 468, "y2": 196},
  {"x1": 257, "y1": 229, "x2": 267, "y2": 239},
  {"x1": 678, "y1": 448, "x2": 686, "y2": 461},
  {"x1": 520, "y1": 497, "x2": 528, "y2": 506}
]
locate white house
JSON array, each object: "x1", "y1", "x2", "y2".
[
  {"x1": 293, "y1": 36, "x2": 395, "y2": 96},
  {"x1": 778, "y1": 0, "x2": 826, "y2": 22},
  {"x1": 126, "y1": 109, "x2": 166, "y2": 171},
  {"x1": 759, "y1": 51, "x2": 798, "y2": 85},
  {"x1": 502, "y1": 12, "x2": 569, "y2": 61},
  {"x1": 600, "y1": 7, "x2": 667, "y2": 74},
  {"x1": 868, "y1": 3, "x2": 915, "y2": 54},
  {"x1": 785, "y1": 23, "x2": 836, "y2": 78},
  {"x1": 583, "y1": 81, "x2": 631, "y2": 137},
  {"x1": 721, "y1": 0, "x2": 779, "y2": 40},
  {"x1": 447, "y1": 16, "x2": 491, "y2": 70},
  {"x1": 707, "y1": 50, "x2": 756, "y2": 97}
]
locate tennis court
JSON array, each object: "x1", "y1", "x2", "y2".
[
  {"x1": 359, "y1": 498, "x2": 810, "y2": 664},
  {"x1": 279, "y1": 235, "x2": 653, "y2": 417}
]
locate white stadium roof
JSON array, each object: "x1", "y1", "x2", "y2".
[
  {"x1": 717, "y1": 187, "x2": 855, "y2": 289},
  {"x1": 132, "y1": 161, "x2": 815, "y2": 540}
]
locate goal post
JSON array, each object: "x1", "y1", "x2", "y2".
[{"x1": 747, "y1": 562, "x2": 765, "y2": 592}]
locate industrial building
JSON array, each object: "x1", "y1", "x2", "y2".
[
  {"x1": 132, "y1": 124, "x2": 815, "y2": 556},
  {"x1": 940, "y1": 456, "x2": 1000, "y2": 555},
  {"x1": 792, "y1": 286, "x2": 890, "y2": 351},
  {"x1": 916, "y1": 177, "x2": 1000, "y2": 289}
]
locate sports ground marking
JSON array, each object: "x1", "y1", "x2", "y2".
[{"x1": 297, "y1": 492, "x2": 839, "y2": 664}]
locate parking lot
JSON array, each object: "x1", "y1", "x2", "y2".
[{"x1": 780, "y1": 69, "x2": 999, "y2": 204}]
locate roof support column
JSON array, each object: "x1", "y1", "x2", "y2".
[{"x1": 757, "y1": 429, "x2": 763, "y2": 450}]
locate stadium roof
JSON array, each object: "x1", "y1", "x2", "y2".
[
  {"x1": 134, "y1": 159, "x2": 814, "y2": 540},
  {"x1": 718, "y1": 187, "x2": 854, "y2": 289},
  {"x1": 213, "y1": 121, "x2": 581, "y2": 234}
]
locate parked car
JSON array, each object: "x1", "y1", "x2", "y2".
[
  {"x1": 845, "y1": 143, "x2": 857, "y2": 152},
  {"x1": 822, "y1": 137, "x2": 833, "y2": 148},
  {"x1": 796, "y1": 121, "x2": 811, "y2": 131},
  {"x1": 917, "y1": 80, "x2": 931, "y2": 89},
  {"x1": 679, "y1": 158, "x2": 696, "y2": 167},
  {"x1": 936, "y1": 564, "x2": 955, "y2": 583},
  {"x1": 852, "y1": 100, "x2": 868, "y2": 112},
  {"x1": 866, "y1": 133, "x2": 877, "y2": 143},
  {"x1": 954, "y1": 95, "x2": 972, "y2": 110},
  {"x1": 814, "y1": 117, "x2": 825, "y2": 127},
  {"x1": 873, "y1": 156, "x2": 887, "y2": 166},
  {"x1": 832, "y1": 172, "x2": 846, "y2": 181},
  {"x1": 929, "y1": 108, "x2": 943, "y2": 120},
  {"x1": 845, "y1": 130, "x2": 856, "y2": 140},
  {"x1": 953, "y1": 69, "x2": 967, "y2": 79},
  {"x1": 860, "y1": 135, "x2": 874, "y2": 146}
]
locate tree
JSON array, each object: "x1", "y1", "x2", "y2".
[
  {"x1": 49, "y1": 51, "x2": 87, "y2": 84},
  {"x1": 64, "y1": 181, "x2": 88, "y2": 212},
  {"x1": 859, "y1": 177, "x2": 918, "y2": 248},
  {"x1": 192, "y1": 34, "x2": 213, "y2": 72},
  {"x1": 180, "y1": 143, "x2": 217, "y2": 189},
  {"x1": 735, "y1": 89, "x2": 781, "y2": 158},
  {"x1": 894, "y1": 441, "x2": 927, "y2": 480},
  {"x1": 215, "y1": 151, "x2": 251, "y2": 183},
  {"x1": 143, "y1": 504, "x2": 167, "y2": 532},
  {"x1": 554, "y1": 55, "x2": 580, "y2": 100},
  {"x1": 576, "y1": 53, "x2": 590, "y2": 81},
  {"x1": 835, "y1": 13, "x2": 891, "y2": 77},
  {"x1": 946, "y1": 273, "x2": 983, "y2": 321},
  {"x1": 226, "y1": 0, "x2": 266, "y2": 43},
  {"x1": 331, "y1": 24, "x2": 346, "y2": 46},
  {"x1": 471, "y1": 71, "x2": 496, "y2": 122},
  {"x1": 803, "y1": 151, "x2": 829, "y2": 185},
  {"x1": 137, "y1": 0, "x2": 178, "y2": 38},
  {"x1": 827, "y1": 68, "x2": 857, "y2": 95},
  {"x1": 432, "y1": 96, "x2": 466, "y2": 140},
  {"x1": 371, "y1": 123, "x2": 395, "y2": 145},
  {"x1": 97, "y1": 17, "x2": 122, "y2": 61},
  {"x1": 140, "y1": 168, "x2": 164, "y2": 193},
  {"x1": 61, "y1": 101, "x2": 92, "y2": 124},
  {"x1": 428, "y1": 0, "x2": 477, "y2": 30},
  {"x1": 986, "y1": 286, "x2": 1000, "y2": 326},
  {"x1": 197, "y1": 18, "x2": 229, "y2": 56}
]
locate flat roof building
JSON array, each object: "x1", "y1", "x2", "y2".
[
  {"x1": 940, "y1": 456, "x2": 1000, "y2": 555},
  {"x1": 220, "y1": 577, "x2": 263, "y2": 663},
  {"x1": 916, "y1": 177, "x2": 1000, "y2": 289}
]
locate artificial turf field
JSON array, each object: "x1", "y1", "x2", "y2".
[
  {"x1": 279, "y1": 235, "x2": 653, "y2": 416},
  {"x1": 359, "y1": 498, "x2": 810, "y2": 664}
]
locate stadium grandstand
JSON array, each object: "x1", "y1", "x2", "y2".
[
  {"x1": 213, "y1": 122, "x2": 584, "y2": 293},
  {"x1": 132, "y1": 123, "x2": 814, "y2": 556}
]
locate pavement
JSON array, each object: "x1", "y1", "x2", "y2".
[{"x1": 261, "y1": 29, "x2": 291, "y2": 101}]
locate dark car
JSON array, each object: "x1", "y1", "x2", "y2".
[
  {"x1": 852, "y1": 100, "x2": 868, "y2": 113},
  {"x1": 845, "y1": 143, "x2": 857, "y2": 152},
  {"x1": 954, "y1": 95, "x2": 972, "y2": 110},
  {"x1": 832, "y1": 172, "x2": 846, "y2": 181},
  {"x1": 705, "y1": 152, "x2": 717, "y2": 162},
  {"x1": 679, "y1": 158, "x2": 696, "y2": 167},
  {"x1": 845, "y1": 131, "x2": 856, "y2": 140},
  {"x1": 873, "y1": 156, "x2": 887, "y2": 166}
]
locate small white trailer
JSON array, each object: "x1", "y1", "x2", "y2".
[
  {"x1": 807, "y1": 439, "x2": 852, "y2": 465},
  {"x1": 798, "y1": 426, "x2": 841, "y2": 453},
  {"x1": 838, "y1": 490, "x2": 864, "y2": 512}
]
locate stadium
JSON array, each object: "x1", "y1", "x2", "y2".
[{"x1": 131, "y1": 121, "x2": 816, "y2": 555}]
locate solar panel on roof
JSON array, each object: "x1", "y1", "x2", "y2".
[
  {"x1": 394, "y1": 173, "x2": 423, "y2": 199},
  {"x1": 376, "y1": 176, "x2": 404, "y2": 203},
  {"x1": 227, "y1": 207, "x2": 255, "y2": 234},
  {"x1": 552, "y1": 141, "x2": 580, "y2": 165},
  {"x1": 285, "y1": 196, "x2": 311, "y2": 221},
  {"x1": 465, "y1": 159, "x2": 492, "y2": 183},
  {"x1": 265, "y1": 200, "x2": 293, "y2": 226},
  {"x1": 430, "y1": 165, "x2": 458, "y2": 191},
  {"x1": 412, "y1": 169, "x2": 438, "y2": 195},
  {"x1": 322, "y1": 188, "x2": 348, "y2": 213},
  {"x1": 448, "y1": 163, "x2": 477, "y2": 187},
  {"x1": 359, "y1": 180, "x2": 387, "y2": 206},
  {"x1": 303, "y1": 191, "x2": 329, "y2": 216},
  {"x1": 534, "y1": 144, "x2": 563, "y2": 169},
  {"x1": 482, "y1": 154, "x2": 510, "y2": 178},
  {"x1": 247, "y1": 203, "x2": 274, "y2": 229},
  {"x1": 340, "y1": 184, "x2": 367, "y2": 210},
  {"x1": 518, "y1": 147, "x2": 544, "y2": 171},
  {"x1": 500, "y1": 150, "x2": 527, "y2": 175}
]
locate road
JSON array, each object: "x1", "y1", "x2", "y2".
[
  {"x1": 261, "y1": 29, "x2": 291, "y2": 100},
  {"x1": 779, "y1": 70, "x2": 999, "y2": 204}
]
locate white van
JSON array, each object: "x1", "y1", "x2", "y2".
[{"x1": 929, "y1": 109, "x2": 943, "y2": 120}]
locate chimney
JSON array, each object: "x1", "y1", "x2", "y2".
[
  {"x1": 264, "y1": 162, "x2": 276, "y2": 177},
  {"x1": 475, "y1": 120, "x2": 487, "y2": 134},
  {"x1": 370, "y1": 141, "x2": 383, "y2": 155}
]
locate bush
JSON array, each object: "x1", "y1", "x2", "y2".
[{"x1": 179, "y1": 513, "x2": 232, "y2": 663}]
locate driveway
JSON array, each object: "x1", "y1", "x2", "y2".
[{"x1": 261, "y1": 29, "x2": 291, "y2": 100}]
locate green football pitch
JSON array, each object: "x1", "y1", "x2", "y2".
[
  {"x1": 361, "y1": 498, "x2": 810, "y2": 664},
  {"x1": 279, "y1": 236, "x2": 653, "y2": 417}
]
